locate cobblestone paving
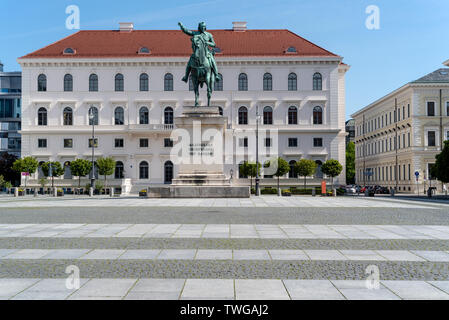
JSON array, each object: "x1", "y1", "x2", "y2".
[{"x1": 0, "y1": 197, "x2": 448, "y2": 299}]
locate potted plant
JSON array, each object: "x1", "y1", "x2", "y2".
[
  {"x1": 57, "y1": 189, "x2": 64, "y2": 197},
  {"x1": 139, "y1": 188, "x2": 148, "y2": 197},
  {"x1": 281, "y1": 189, "x2": 291, "y2": 196},
  {"x1": 95, "y1": 181, "x2": 104, "y2": 195},
  {"x1": 18, "y1": 188, "x2": 25, "y2": 196}
]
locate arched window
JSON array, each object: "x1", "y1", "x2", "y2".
[
  {"x1": 139, "y1": 73, "x2": 149, "y2": 91},
  {"x1": 88, "y1": 106, "x2": 98, "y2": 125},
  {"x1": 114, "y1": 106, "x2": 124, "y2": 125},
  {"x1": 263, "y1": 73, "x2": 272, "y2": 91},
  {"x1": 164, "y1": 107, "x2": 174, "y2": 124},
  {"x1": 238, "y1": 73, "x2": 248, "y2": 91},
  {"x1": 63, "y1": 161, "x2": 72, "y2": 179},
  {"x1": 263, "y1": 106, "x2": 273, "y2": 125},
  {"x1": 115, "y1": 161, "x2": 124, "y2": 179},
  {"x1": 289, "y1": 160, "x2": 297, "y2": 178},
  {"x1": 38, "y1": 74, "x2": 47, "y2": 92},
  {"x1": 214, "y1": 73, "x2": 223, "y2": 91},
  {"x1": 115, "y1": 73, "x2": 124, "y2": 91},
  {"x1": 63, "y1": 107, "x2": 73, "y2": 126},
  {"x1": 313, "y1": 73, "x2": 322, "y2": 90},
  {"x1": 313, "y1": 106, "x2": 323, "y2": 124},
  {"x1": 164, "y1": 161, "x2": 173, "y2": 184},
  {"x1": 218, "y1": 107, "x2": 223, "y2": 116},
  {"x1": 139, "y1": 161, "x2": 149, "y2": 179},
  {"x1": 139, "y1": 106, "x2": 149, "y2": 124},
  {"x1": 188, "y1": 75, "x2": 194, "y2": 91},
  {"x1": 238, "y1": 106, "x2": 248, "y2": 125},
  {"x1": 288, "y1": 73, "x2": 297, "y2": 91},
  {"x1": 38, "y1": 161, "x2": 45, "y2": 179},
  {"x1": 38, "y1": 107, "x2": 47, "y2": 126},
  {"x1": 89, "y1": 74, "x2": 98, "y2": 92},
  {"x1": 64, "y1": 74, "x2": 73, "y2": 92},
  {"x1": 288, "y1": 106, "x2": 297, "y2": 125},
  {"x1": 164, "y1": 73, "x2": 173, "y2": 91},
  {"x1": 315, "y1": 160, "x2": 323, "y2": 178}
]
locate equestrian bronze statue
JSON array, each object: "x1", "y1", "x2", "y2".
[{"x1": 178, "y1": 21, "x2": 221, "y2": 107}]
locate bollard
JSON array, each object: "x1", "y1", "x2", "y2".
[
  {"x1": 34, "y1": 188, "x2": 37, "y2": 197},
  {"x1": 53, "y1": 188, "x2": 57, "y2": 197},
  {"x1": 89, "y1": 187, "x2": 94, "y2": 197},
  {"x1": 110, "y1": 187, "x2": 114, "y2": 197},
  {"x1": 333, "y1": 188, "x2": 337, "y2": 197},
  {"x1": 14, "y1": 187, "x2": 18, "y2": 197}
]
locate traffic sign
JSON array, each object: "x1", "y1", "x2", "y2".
[{"x1": 415, "y1": 171, "x2": 419, "y2": 177}]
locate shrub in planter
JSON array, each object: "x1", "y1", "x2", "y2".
[
  {"x1": 281, "y1": 189, "x2": 291, "y2": 196},
  {"x1": 18, "y1": 188, "x2": 25, "y2": 196},
  {"x1": 139, "y1": 189, "x2": 148, "y2": 197},
  {"x1": 290, "y1": 188, "x2": 313, "y2": 195},
  {"x1": 57, "y1": 189, "x2": 64, "y2": 197},
  {"x1": 261, "y1": 187, "x2": 278, "y2": 195}
]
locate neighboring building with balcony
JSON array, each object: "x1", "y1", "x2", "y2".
[
  {"x1": 0, "y1": 61, "x2": 21, "y2": 157},
  {"x1": 18, "y1": 22, "x2": 348, "y2": 192},
  {"x1": 352, "y1": 65, "x2": 449, "y2": 193}
]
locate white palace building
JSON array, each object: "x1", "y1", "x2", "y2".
[{"x1": 18, "y1": 22, "x2": 349, "y2": 193}]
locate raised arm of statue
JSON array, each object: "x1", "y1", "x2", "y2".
[{"x1": 178, "y1": 22, "x2": 194, "y2": 36}]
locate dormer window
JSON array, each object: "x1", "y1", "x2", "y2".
[
  {"x1": 138, "y1": 47, "x2": 150, "y2": 54},
  {"x1": 63, "y1": 47, "x2": 75, "y2": 55},
  {"x1": 285, "y1": 46, "x2": 297, "y2": 54}
]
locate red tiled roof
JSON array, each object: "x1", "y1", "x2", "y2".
[{"x1": 20, "y1": 29, "x2": 340, "y2": 59}]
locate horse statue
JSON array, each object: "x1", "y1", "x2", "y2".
[{"x1": 179, "y1": 22, "x2": 221, "y2": 107}]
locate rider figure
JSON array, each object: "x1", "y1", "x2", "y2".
[{"x1": 178, "y1": 22, "x2": 221, "y2": 83}]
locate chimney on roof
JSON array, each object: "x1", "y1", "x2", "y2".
[
  {"x1": 119, "y1": 22, "x2": 134, "y2": 32},
  {"x1": 232, "y1": 21, "x2": 247, "y2": 32}
]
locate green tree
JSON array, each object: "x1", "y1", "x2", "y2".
[
  {"x1": 321, "y1": 159, "x2": 343, "y2": 189},
  {"x1": 432, "y1": 140, "x2": 449, "y2": 183},
  {"x1": 70, "y1": 159, "x2": 93, "y2": 187},
  {"x1": 96, "y1": 157, "x2": 116, "y2": 187},
  {"x1": 12, "y1": 156, "x2": 39, "y2": 188},
  {"x1": 265, "y1": 157, "x2": 290, "y2": 196},
  {"x1": 239, "y1": 161, "x2": 261, "y2": 190},
  {"x1": 294, "y1": 159, "x2": 317, "y2": 189},
  {"x1": 346, "y1": 142, "x2": 355, "y2": 184},
  {"x1": 0, "y1": 175, "x2": 4, "y2": 188},
  {"x1": 41, "y1": 161, "x2": 64, "y2": 188},
  {"x1": 0, "y1": 152, "x2": 20, "y2": 186}
]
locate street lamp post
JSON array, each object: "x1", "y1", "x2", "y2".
[
  {"x1": 255, "y1": 105, "x2": 260, "y2": 196},
  {"x1": 89, "y1": 106, "x2": 96, "y2": 195}
]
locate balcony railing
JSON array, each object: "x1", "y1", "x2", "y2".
[{"x1": 128, "y1": 124, "x2": 174, "y2": 131}]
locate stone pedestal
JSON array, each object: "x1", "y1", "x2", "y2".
[{"x1": 149, "y1": 106, "x2": 249, "y2": 198}]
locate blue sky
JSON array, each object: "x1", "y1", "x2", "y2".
[{"x1": 1, "y1": 0, "x2": 448, "y2": 119}]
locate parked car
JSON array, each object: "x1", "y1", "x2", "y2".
[{"x1": 345, "y1": 185, "x2": 357, "y2": 195}]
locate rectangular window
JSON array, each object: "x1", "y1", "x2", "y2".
[
  {"x1": 139, "y1": 138, "x2": 149, "y2": 148},
  {"x1": 288, "y1": 138, "x2": 298, "y2": 147},
  {"x1": 38, "y1": 138, "x2": 47, "y2": 148},
  {"x1": 63, "y1": 138, "x2": 73, "y2": 148},
  {"x1": 427, "y1": 131, "x2": 436, "y2": 146},
  {"x1": 408, "y1": 133, "x2": 411, "y2": 147},
  {"x1": 265, "y1": 138, "x2": 272, "y2": 147},
  {"x1": 114, "y1": 138, "x2": 124, "y2": 148},
  {"x1": 427, "y1": 102, "x2": 435, "y2": 116},
  {"x1": 164, "y1": 138, "x2": 173, "y2": 148},
  {"x1": 239, "y1": 137, "x2": 248, "y2": 148},
  {"x1": 408, "y1": 104, "x2": 410, "y2": 118},
  {"x1": 88, "y1": 138, "x2": 98, "y2": 148},
  {"x1": 313, "y1": 137, "x2": 323, "y2": 147}
]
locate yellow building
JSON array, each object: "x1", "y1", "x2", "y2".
[{"x1": 352, "y1": 65, "x2": 449, "y2": 193}]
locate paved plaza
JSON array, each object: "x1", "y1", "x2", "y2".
[{"x1": 0, "y1": 195, "x2": 448, "y2": 300}]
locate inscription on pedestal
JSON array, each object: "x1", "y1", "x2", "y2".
[{"x1": 189, "y1": 143, "x2": 214, "y2": 156}]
